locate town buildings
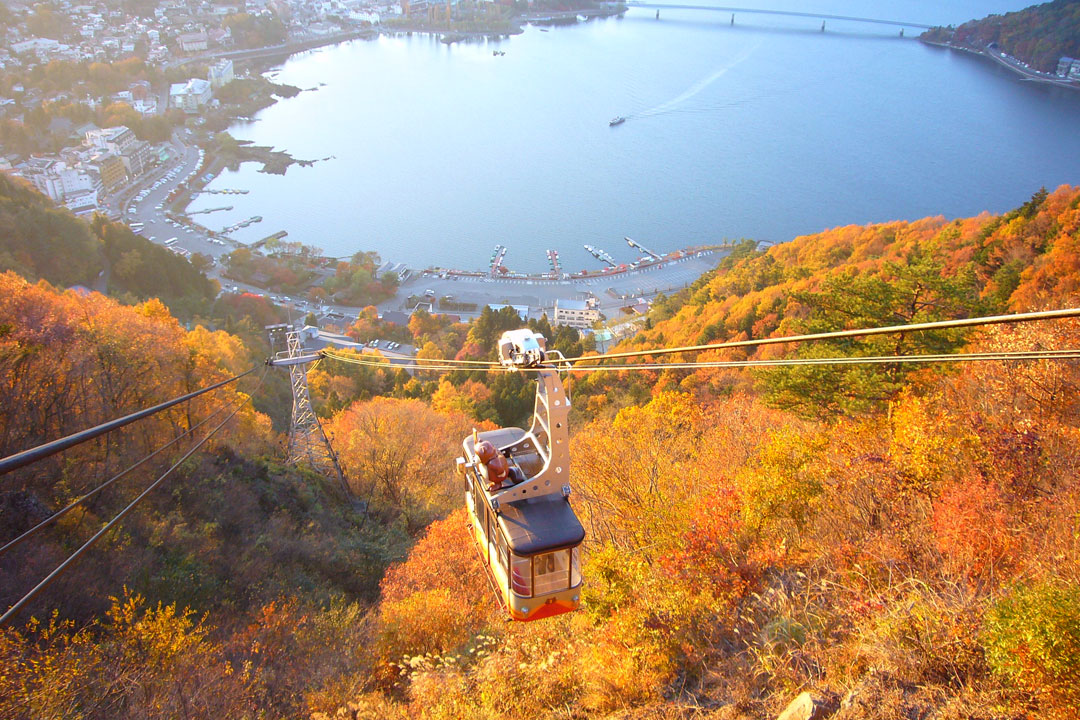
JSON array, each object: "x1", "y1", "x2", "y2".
[
  {"x1": 169, "y1": 78, "x2": 213, "y2": 112},
  {"x1": 19, "y1": 157, "x2": 99, "y2": 214},
  {"x1": 1057, "y1": 56, "x2": 1080, "y2": 80},
  {"x1": 85, "y1": 125, "x2": 154, "y2": 177},
  {"x1": 208, "y1": 59, "x2": 234, "y2": 89},
  {"x1": 553, "y1": 298, "x2": 600, "y2": 329}
]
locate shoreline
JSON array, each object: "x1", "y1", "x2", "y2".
[{"x1": 920, "y1": 38, "x2": 1080, "y2": 91}]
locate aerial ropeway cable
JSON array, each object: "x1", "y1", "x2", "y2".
[
  {"x1": 0, "y1": 368, "x2": 267, "y2": 628},
  {"x1": 554, "y1": 306, "x2": 1080, "y2": 364},
  {"x1": 0, "y1": 367, "x2": 258, "y2": 478},
  {"x1": 317, "y1": 307, "x2": 1080, "y2": 375},
  {"x1": 0, "y1": 397, "x2": 237, "y2": 559},
  {"x1": 320, "y1": 346, "x2": 1080, "y2": 374}
]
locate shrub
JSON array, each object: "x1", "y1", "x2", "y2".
[{"x1": 983, "y1": 582, "x2": 1080, "y2": 715}]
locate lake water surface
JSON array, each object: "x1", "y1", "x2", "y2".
[{"x1": 188, "y1": 0, "x2": 1080, "y2": 273}]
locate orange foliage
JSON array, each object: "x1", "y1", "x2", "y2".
[
  {"x1": 614, "y1": 186, "x2": 1080, "y2": 407},
  {"x1": 932, "y1": 480, "x2": 1015, "y2": 585},
  {"x1": 0, "y1": 272, "x2": 273, "y2": 494},
  {"x1": 326, "y1": 397, "x2": 474, "y2": 533},
  {"x1": 373, "y1": 509, "x2": 495, "y2": 687}
]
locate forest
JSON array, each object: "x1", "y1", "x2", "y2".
[
  {"x1": 922, "y1": 0, "x2": 1080, "y2": 73},
  {"x1": 1, "y1": 185, "x2": 1079, "y2": 719},
  {"x1": 0, "y1": 174, "x2": 217, "y2": 312}
]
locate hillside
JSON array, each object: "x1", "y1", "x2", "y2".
[
  {"x1": 922, "y1": 0, "x2": 1080, "y2": 73},
  {"x1": 582, "y1": 186, "x2": 1080, "y2": 416},
  {"x1": 1, "y1": 187, "x2": 1080, "y2": 718},
  {"x1": 0, "y1": 173, "x2": 217, "y2": 315}
]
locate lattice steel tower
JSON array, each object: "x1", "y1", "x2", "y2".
[{"x1": 266, "y1": 324, "x2": 347, "y2": 492}]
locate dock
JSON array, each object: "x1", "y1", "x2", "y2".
[
  {"x1": 490, "y1": 244, "x2": 508, "y2": 277},
  {"x1": 250, "y1": 230, "x2": 289, "y2": 250},
  {"x1": 583, "y1": 244, "x2": 616, "y2": 268},
  {"x1": 625, "y1": 236, "x2": 662, "y2": 260},
  {"x1": 189, "y1": 205, "x2": 233, "y2": 215},
  {"x1": 220, "y1": 215, "x2": 263, "y2": 234},
  {"x1": 546, "y1": 249, "x2": 563, "y2": 279}
]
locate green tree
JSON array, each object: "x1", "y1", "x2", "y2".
[{"x1": 758, "y1": 250, "x2": 981, "y2": 418}]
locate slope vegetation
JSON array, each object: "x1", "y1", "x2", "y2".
[
  {"x1": 922, "y1": 0, "x2": 1080, "y2": 73},
  {"x1": 2, "y1": 188, "x2": 1080, "y2": 719}
]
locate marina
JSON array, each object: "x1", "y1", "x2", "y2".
[
  {"x1": 390, "y1": 246, "x2": 723, "y2": 322},
  {"x1": 427, "y1": 243, "x2": 720, "y2": 284}
]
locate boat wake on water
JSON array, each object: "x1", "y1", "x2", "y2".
[{"x1": 618, "y1": 41, "x2": 763, "y2": 123}]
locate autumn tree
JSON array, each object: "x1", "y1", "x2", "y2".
[{"x1": 326, "y1": 397, "x2": 475, "y2": 534}]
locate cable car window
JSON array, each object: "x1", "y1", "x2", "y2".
[
  {"x1": 533, "y1": 550, "x2": 570, "y2": 595},
  {"x1": 495, "y1": 528, "x2": 509, "y2": 570},
  {"x1": 511, "y1": 554, "x2": 532, "y2": 596},
  {"x1": 571, "y1": 546, "x2": 581, "y2": 588},
  {"x1": 478, "y1": 487, "x2": 487, "y2": 525}
]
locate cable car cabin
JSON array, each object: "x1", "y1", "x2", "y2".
[{"x1": 457, "y1": 329, "x2": 585, "y2": 621}]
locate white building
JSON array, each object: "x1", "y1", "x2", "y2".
[
  {"x1": 553, "y1": 298, "x2": 600, "y2": 329},
  {"x1": 10, "y1": 38, "x2": 61, "y2": 55},
  {"x1": 20, "y1": 158, "x2": 98, "y2": 205},
  {"x1": 63, "y1": 188, "x2": 99, "y2": 214},
  {"x1": 85, "y1": 125, "x2": 138, "y2": 154},
  {"x1": 207, "y1": 58, "x2": 234, "y2": 88},
  {"x1": 169, "y1": 78, "x2": 212, "y2": 112}
]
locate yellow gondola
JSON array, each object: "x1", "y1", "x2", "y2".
[{"x1": 457, "y1": 329, "x2": 585, "y2": 621}]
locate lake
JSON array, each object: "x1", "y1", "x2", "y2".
[{"x1": 187, "y1": 0, "x2": 1080, "y2": 274}]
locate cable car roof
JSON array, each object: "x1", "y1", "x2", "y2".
[{"x1": 497, "y1": 496, "x2": 585, "y2": 556}]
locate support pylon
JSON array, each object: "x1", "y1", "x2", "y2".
[{"x1": 266, "y1": 325, "x2": 348, "y2": 493}]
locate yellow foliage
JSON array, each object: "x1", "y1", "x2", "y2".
[
  {"x1": 737, "y1": 425, "x2": 827, "y2": 542},
  {"x1": 889, "y1": 392, "x2": 982, "y2": 492}
]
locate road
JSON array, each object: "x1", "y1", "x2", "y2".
[{"x1": 105, "y1": 131, "x2": 240, "y2": 274}]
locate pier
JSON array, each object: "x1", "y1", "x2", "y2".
[
  {"x1": 250, "y1": 230, "x2": 288, "y2": 250},
  {"x1": 188, "y1": 205, "x2": 233, "y2": 215},
  {"x1": 547, "y1": 249, "x2": 563, "y2": 279},
  {"x1": 489, "y1": 244, "x2": 508, "y2": 277},
  {"x1": 583, "y1": 244, "x2": 616, "y2": 268},
  {"x1": 220, "y1": 216, "x2": 263, "y2": 234},
  {"x1": 197, "y1": 188, "x2": 250, "y2": 195},
  {"x1": 625, "y1": 236, "x2": 662, "y2": 260}
]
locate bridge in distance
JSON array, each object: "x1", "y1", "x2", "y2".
[{"x1": 624, "y1": 2, "x2": 934, "y2": 29}]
